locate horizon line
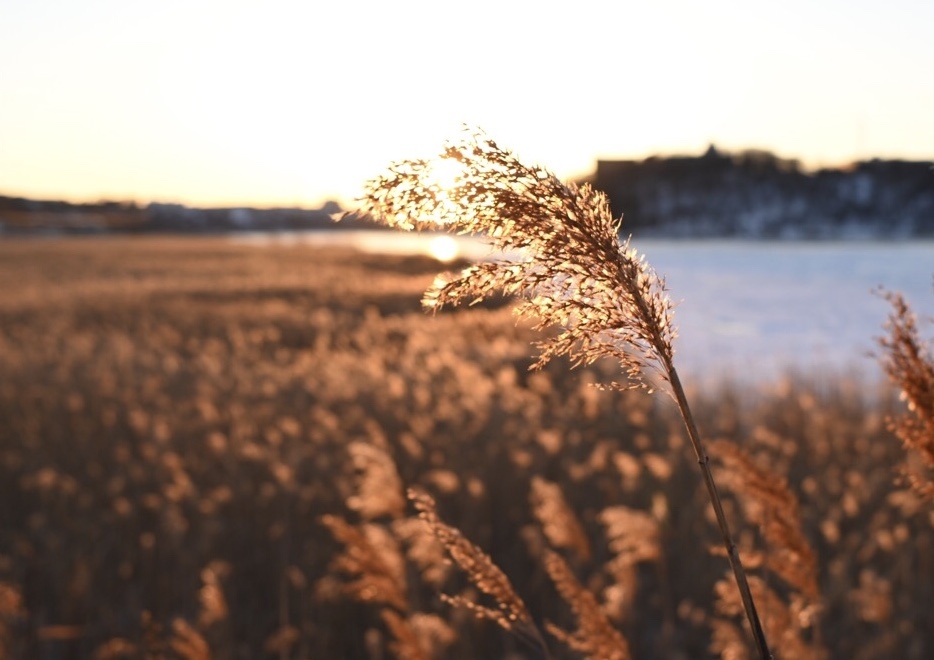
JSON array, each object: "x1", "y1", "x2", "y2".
[{"x1": 4, "y1": 146, "x2": 932, "y2": 212}]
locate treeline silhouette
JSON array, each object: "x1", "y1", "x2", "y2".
[
  {"x1": 2, "y1": 148, "x2": 933, "y2": 238},
  {"x1": 0, "y1": 196, "x2": 359, "y2": 235},
  {"x1": 592, "y1": 146, "x2": 934, "y2": 238}
]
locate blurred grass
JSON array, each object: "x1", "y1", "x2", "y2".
[{"x1": 0, "y1": 237, "x2": 931, "y2": 659}]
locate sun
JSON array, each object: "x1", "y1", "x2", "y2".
[
  {"x1": 426, "y1": 235, "x2": 460, "y2": 263},
  {"x1": 426, "y1": 156, "x2": 464, "y2": 192},
  {"x1": 421, "y1": 156, "x2": 466, "y2": 226}
]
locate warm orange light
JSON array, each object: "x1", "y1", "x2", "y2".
[
  {"x1": 426, "y1": 235, "x2": 459, "y2": 262},
  {"x1": 426, "y1": 156, "x2": 464, "y2": 193},
  {"x1": 423, "y1": 157, "x2": 466, "y2": 225}
]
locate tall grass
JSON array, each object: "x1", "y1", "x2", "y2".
[
  {"x1": 877, "y1": 287, "x2": 934, "y2": 500},
  {"x1": 0, "y1": 233, "x2": 930, "y2": 657},
  {"x1": 357, "y1": 129, "x2": 772, "y2": 656}
]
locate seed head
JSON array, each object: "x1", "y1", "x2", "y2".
[{"x1": 357, "y1": 128, "x2": 677, "y2": 391}]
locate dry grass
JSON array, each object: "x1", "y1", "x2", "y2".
[
  {"x1": 710, "y1": 440, "x2": 823, "y2": 659},
  {"x1": 408, "y1": 488, "x2": 549, "y2": 657},
  {"x1": 357, "y1": 129, "x2": 767, "y2": 655},
  {"x1": 542, "y1": 550, "x2": 631, "y2": 660},
  {"x1": 0, "y1": 237, "x2": 932, "y2": 658},
  {"x1": 877, "y1": 287, "x2": 934, "y2": 499}
]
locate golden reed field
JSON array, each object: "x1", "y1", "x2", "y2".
[{"x1": 0, "y1": 236, "x2": 932, "y2": 659}]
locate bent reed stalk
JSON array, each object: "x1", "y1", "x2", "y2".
[{"x1": 355, "y1": 128, "x2": 772, "y2": 658}]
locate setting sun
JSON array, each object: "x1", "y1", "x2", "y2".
[
  {"x1": 422, "y1": 156, "x2": 466, "y2": 226},
  {"x1": 426, "y1": 157, "x2": 465, "y2": 194},
  {"x1": 426, "y1": 234, "x2": 460, "y2": 262}
]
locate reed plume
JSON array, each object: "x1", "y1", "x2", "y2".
[
  {"x1": 529, "y1": 476, "x2": 591, "y2": 564},
  {"x1": 318, "y1": 515, "x2": 409, "y2": 613},
  {"x1": 358, "y1": 129, "x2": 771, "y2": 657},
  {"x1": 357, "y1": 128, "x2": 674, "y2": 390},
  {"x1": 380, "y1": 609, "x2": 429, "y2": 660},
  {"x1": 319, "y1": 514, "x2": 441, "y2": 659},
  {"x1": 92, "y1": 638, "x2": 139, "y2": 660},
  {"x1": 598, "y1": 505, "x2": 662, "y2": 623},
  {"x1": 714, "y1": 576, "x2": 824, "y2": 660},
  {"x1": 600, "y1": 505, "x2": 662, "y2": 571},
  {"x1": 197, "y1": 560, "x2": 230, "y2": 630},
  {"x1": 407, "y1": 487, "x2": 550, "y2": 658},
  {"x1": 0, "y1": 582, "x2": 24, "y2": 659},
  {"x1": 712, "y1": 441, "x2": 819, "y2": 602},
  {"x1": 542, "y1": 550, "x2": 631, "y2": 660},
  {"x1": 877, "y1": 287, "x2": 934, "y2": 500},
  {"x1": 347, "y1": 440, "x2": 407, "y2": 520},
  {"x1": 711, "y1": 440, "x2": 824, "y2": 658},
  {"x1": 168, "y1": 619, "x2": 211, "y2": 660}
]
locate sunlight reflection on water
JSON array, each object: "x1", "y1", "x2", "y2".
[{"x1": 230, "y1": 229, "x2": 495, "y2": 262}]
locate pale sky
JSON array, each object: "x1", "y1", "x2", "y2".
[{"x1": 2, "y1": 0, "x2": 932, "y2": 209}]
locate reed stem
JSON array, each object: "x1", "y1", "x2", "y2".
[{"x1": 666, "y1": 365, "x2": 772, "y2": 659}]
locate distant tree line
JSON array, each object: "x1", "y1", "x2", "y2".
[
  {"x1": 591, "y1": 146, "x2": 934, "y2": 238},
  {"x1": 0, "y1": 196, "x2": 365, "y2": 235},
  {"x1": 3, "y1": 148, "x2": 933, "y2": 238}
]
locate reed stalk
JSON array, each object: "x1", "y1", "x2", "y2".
[
  {"x1": 667, "y1": 366, "x2": 771, "y2": 658},
  {"x1": 356, "y1": 128, "x2": 772, "y2": 657}
]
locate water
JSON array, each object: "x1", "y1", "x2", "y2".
[
  {"x1": 638, "y1": 241, "x2": 934, "y2": 385},
  {"x1": 234, "y1": 231, "x2": 934, "y2": 384}
]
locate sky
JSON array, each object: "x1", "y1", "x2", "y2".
[{"x1": 2, "y1": 0, "x2": 933, "y2": 209}]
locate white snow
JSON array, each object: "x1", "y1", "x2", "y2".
[{"x1": 637, "y1": 240, "x2": 934, "y2": 385}]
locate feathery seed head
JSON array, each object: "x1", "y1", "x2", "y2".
[
  {"x1": 358, "y1": 128, "x2": 677, "y2": 391},
  {"x1": 876, "y1": 288, "x2": 934, "y2": 499},
  {"x1": 407, "y1": 487, "x2": 533, "y2": 631}
]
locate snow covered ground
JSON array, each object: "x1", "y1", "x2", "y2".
[{"x1": 637, "y1": 240, "x2": 934, "y2": 385}]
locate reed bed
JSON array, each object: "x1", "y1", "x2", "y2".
[{"x1": 0, "y1": 237, "x2": 931, "y2": 658}]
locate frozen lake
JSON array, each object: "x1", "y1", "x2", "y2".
[
  {"x1": 237, "y1": 231, "x2": 934, "y2": 385},
  {"x1": 638, "y1": 240, "x2": 934, "y2": 385}
]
